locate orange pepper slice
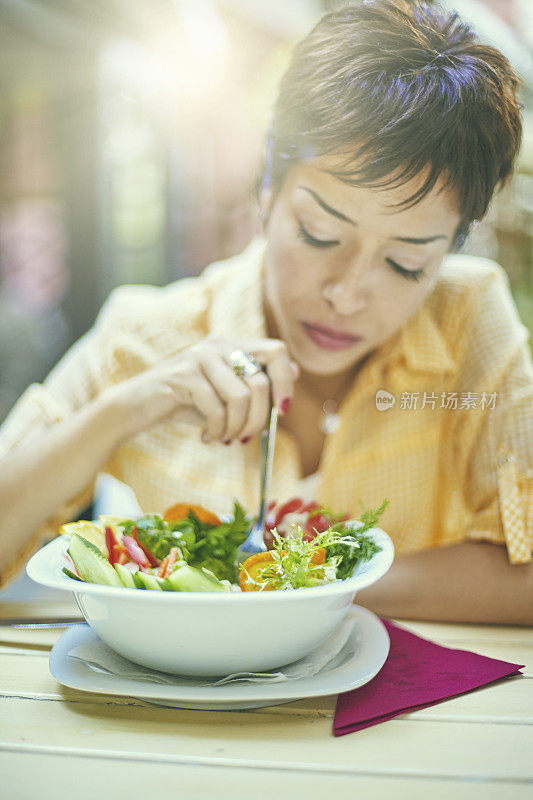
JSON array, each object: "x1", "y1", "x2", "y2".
[
  {"x1": 239, "y1": 547, "x2": 326, "y2": 592},
  {"x1": 309, "y1": 547, "x2": 326, "y2": 567},
  {"x1": 163, "y1": 503, "x2": 222, "y2": 527},
  {"x1": 239, "y1": 552, "x2": 276, "y2": 592}
]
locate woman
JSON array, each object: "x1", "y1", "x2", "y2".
[{"x1": 0, "y1": 0, "x2": 531, "y2": 623}]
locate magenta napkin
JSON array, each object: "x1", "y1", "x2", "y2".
[{"x1": 333, "y1": 618, "x2": 524, "y2": 736}]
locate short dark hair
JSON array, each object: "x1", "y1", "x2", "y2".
[{"x1": 262, "y1": 0, "x2": 522, "y2": 247}]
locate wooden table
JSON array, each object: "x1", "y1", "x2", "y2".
[{"x1": 1, "y1": 594, "x2": 532, "y2": 800}]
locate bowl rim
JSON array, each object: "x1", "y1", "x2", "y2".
[{"x1": 27, "y1": 523, "x2": 394, "y2": 602}]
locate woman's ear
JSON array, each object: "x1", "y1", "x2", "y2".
[{"x1": 451, "y1": 219, "x2": 472, "y2": 252}]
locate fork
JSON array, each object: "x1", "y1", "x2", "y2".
[{"x1": 235, "y1": 404, "x2": 279, "y2": 567}]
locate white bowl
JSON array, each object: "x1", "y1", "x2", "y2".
[{"x1": 27, "y1": 526, "x2": 394, "y2": 677}]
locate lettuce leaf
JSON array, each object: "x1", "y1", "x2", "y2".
[
  {"x1": 187, "y1": 501, "x2": 249, "y2": 582},
  {"x1": 122, "y1": 515, "x2": 195, "y2": 561},
  {"x1": 120, "y1": 502, "x2": 249, "y2": 581},
  {"x1": 326, "y1": 500, "x2": 388, "y2": 580}
]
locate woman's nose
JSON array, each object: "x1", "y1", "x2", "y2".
[{"x1": 322, "y1": 260, "x2": 371, "y2": 315}]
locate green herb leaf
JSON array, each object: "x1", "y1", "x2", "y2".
[
  {"x1": 125, "y1": 514, "x2": 194, "y2": 561},
  {"x1": 187, "y1": 500, "x2": 249, "y2": 581},
  {"x1": 326, "y1": 499, "x2": 388, "y2": 580}
]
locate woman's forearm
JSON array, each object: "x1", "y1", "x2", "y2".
[
  {"x1": 355, "y1": 540, "x2": 533, "y2": 626},
  {"x1": 0, "y1": 389, "x2": 128, "y2": 578}
]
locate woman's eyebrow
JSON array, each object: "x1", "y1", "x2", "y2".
[
  {"x1": 298, "y1": 186, "x2": 357, "y2": 225},
  {"x1": 393, "y1": 233, "x2": 448, "y2": 244},
  {"x1": 298, "y1": 185, "x2": 448, "y2": 243}
]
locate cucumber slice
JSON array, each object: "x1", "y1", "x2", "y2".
[
  {"x1": 133, "y1": 571, "x2": 146, "y2": 589},
  {"x1": 137, "y1": 572, "x2": 163, "y2": 591},
  {"x1": 165, "y1": 564, "x2": 229, "y2": 593},
  {"x1": 115, "y1": 563, "x2": 137, "y2": 588},
  {"x1": 62, "y1": 567, "x2": 84, "y2": 582},
  {"x1": 68, "y1": 534, "x2": 122, "y2": 587}
]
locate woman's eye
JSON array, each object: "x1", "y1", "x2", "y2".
[
  {"x1": 386, "y1": 258, "x2": 424, "y2": 282},
  {"x1": 297, "y1": 221, "x2": 339, "y2": 248}
]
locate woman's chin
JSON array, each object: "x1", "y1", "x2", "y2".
[{"x1": 290, "y1": 343, "x2": 365, "y2": 377}]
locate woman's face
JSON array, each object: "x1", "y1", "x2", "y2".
[{"x1": 263, "y1": 157, "x2": 461, "y2": 377}]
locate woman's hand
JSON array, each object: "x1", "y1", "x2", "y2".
[{"x1": 106, "y1": 336, "x2": 299, "y2": 445}]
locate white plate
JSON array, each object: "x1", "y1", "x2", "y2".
[{"x1": 49, "y1": 605, "x2": 389, "y2": 710}]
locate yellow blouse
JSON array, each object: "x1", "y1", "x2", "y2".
[{"x1": 1, "y1": 236, "x2": 532, "y2": 586}]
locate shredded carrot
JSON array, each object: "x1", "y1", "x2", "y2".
[
  {"x1": 116, "y1": 550, "x2": 129, "y2": 566},
  {"x1": 65, "y1": 553, "x2": 82, "y2": 578},
  {"x1": 157, "y1": 555, "x2": 170, "y2": 578},
  {"x1": 163, "y1": 547, "x2": 179, "y2": 579}
]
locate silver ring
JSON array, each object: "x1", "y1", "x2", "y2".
[{"x1": 229, "y1": 349, "x2": 262, "y2": 378}]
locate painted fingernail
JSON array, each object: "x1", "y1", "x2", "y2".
[
  {"x1": 222, "y1": 439, "x2": 231, "y2": 446},
  {"x1": 240, "y1": 436, "x2": 251, "y2": 444},
  {"x1": 280, "y1": 397, "x2": 291, "y2": 415}
]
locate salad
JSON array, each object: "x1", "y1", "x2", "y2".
[{"x1": 61, "y1": 497, "x2": 387, "y2": 593}]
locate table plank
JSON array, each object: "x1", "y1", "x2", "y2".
[
  {"x1": 1, "y1": 751, "x2": 531, "y2": 800},
  {"x1": 0, "y1": 601, "x2": 81, "y2": 621},
  {"x1": 0, "y1": 628, "x2": 67, "y2": 649},
  {"x1": 1, "y1": 697, "x2": 532, "y2": 780},
  {"x1": 2, "y1": 641, "x2": 533, "y2": 720},
  {"x1": 0, "y1": 651, "x2": 531, "y2": 724},
  {"x1": 393, "y1": 619, "x2": 533, "y2": 644}
]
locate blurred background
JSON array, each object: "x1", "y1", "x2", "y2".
[{"x1": 0, "y1": 0, "x2": 532, "y2": 424}]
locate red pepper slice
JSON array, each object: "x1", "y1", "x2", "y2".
[
  {"x1": 263, "y1": 497, "x2": 353, "y2": 549},
  {"x1": 131, "y1": 526, "x2": 160, "y2": 567},
  {"x1": 302, "y1": 501, "x2": 321, "y2": 513},
  {"x1": 264, "y1": 497, "x2": 306, "y2": 549},
  {"x1": 304, "y1": 513, "x2": 330, "y2": 535},
  {"x1": 263, "y1": 527, "x2": 276, "y2": 550},
  {"x1": 274, "y1": 497, "x2": 305, "y2": 527},
  {"x1": 105, "y1": 526, "x2": 120, "y2": 566}
]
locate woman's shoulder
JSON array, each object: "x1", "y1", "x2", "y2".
[
  {"x1": 429, "y1": 253, "x2": 518, "y2": 325},
  {"x1": 428, "y1": 253, "x2": 530, "y2": 380},
  {"x1": 437, "y1": 252, "x2": 509, "y2": 295}
]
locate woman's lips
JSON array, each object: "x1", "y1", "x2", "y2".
[{"x1": 301, "y1": 322, "x2": 362, "y2": 351}]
